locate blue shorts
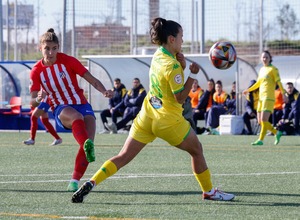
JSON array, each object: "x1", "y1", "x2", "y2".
[
  {"x1": 53, "y1": 103, "x2": 95, "y2": 130},
  {"x1": 37, "y1": 102, "x2": 51, "y2": 112}
]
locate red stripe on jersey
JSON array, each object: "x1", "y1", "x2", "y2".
[
  {"x1": 40, "y1": 68, "x2": 63, "y2": 109},
  {"x1": 59, "y1": 64, "x2": 86, "y2": 104},
  {"x1": 30, "y1": 53, "x2": 88, "y2": 111},
  {"x1": 51, "y1": 64, "x2": 72, "y2": 104}
]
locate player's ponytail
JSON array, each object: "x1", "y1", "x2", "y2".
[
  {"x1": 150, "y1": 17, "x2": 181, "y2": 46},
  {"x1": 47, "y1": 28, "x2": 55, "y2": 34}
]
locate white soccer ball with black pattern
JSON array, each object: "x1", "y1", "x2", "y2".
[{"x1": 209, "y1": 41, "x2": 237, "y2": 70}]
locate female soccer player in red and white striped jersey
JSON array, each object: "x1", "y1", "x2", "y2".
[{"x1": 29, "y1": 28, "x2": 113, "y2": 192}]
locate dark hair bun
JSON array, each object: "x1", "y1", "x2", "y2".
[{"x1": 47, "y1": 28, "x2": 55, "y2": 33}]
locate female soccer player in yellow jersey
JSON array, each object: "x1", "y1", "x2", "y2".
[
  {"x1": 72, "y1": 17, "x2": 235, "y2": 203},
  {"x1": 243, "y1": 50, "x2": 287, "y2": 146}
]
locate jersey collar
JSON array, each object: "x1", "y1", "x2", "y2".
[{"x1": 159, "y1": 46, "x2": 175, "y2": 59}]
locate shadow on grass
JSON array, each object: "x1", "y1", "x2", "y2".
[
  {"x1": 1, "y1": 189, "x2": 200, "y2": 195},
  {"x1": 1, "y1": 189, "x2": 299, "y2": 207},
  {"x1": 88, "y1": 190, "x2": 300, "y2": 208}
]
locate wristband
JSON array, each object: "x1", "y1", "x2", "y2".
[
  {"x1": 36, "y1": 97, "x2": 41, "y2": 104},
  {"x1": 189, "y1": 73, "x2": 197, "y2": 79}
]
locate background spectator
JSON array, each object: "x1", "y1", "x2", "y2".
[
  {"x1": 226, "y1": 81, "x2": 237, "y2": 115},
  {"x1": 193, "y1": 78, "x2": 215, "y2": 134},
  {"x1": 100, "y1": 78, "x2": 127, "y2": 134},
  {"x1": 282, "y1": 82, "x2": 300, "y2": 135},
  {"x1": 188, "y1": 79, "x2": 204, "y2": 132},
  {"x1": 206, "y1": 80, "x2": 230, "y2": 133},
  {"x1": 183, "y1": 96, "x2": 196, "y2": 131},
  {"x1": 270, "y1": 86, "x2": 284, "y2": 127},
  {"x1": 106, "y1": 78, "x2": 146, "y2": 133},
  {"x1": 23, "y1": 96, "x2": 62, "y2": 146},
  {"x1": 243, "y1": 80, "x2": 259, "y2": 135}
]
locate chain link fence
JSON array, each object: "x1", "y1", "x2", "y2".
[
  {"x1": 1, "y1": 0, "x2": 300, "y2": 132},
  {"x1": 61, "y1": 0, "x2": 300, "y2": 66},
  {"x1": 1, "y1": 0, "x2": 300, "y2": 65}
]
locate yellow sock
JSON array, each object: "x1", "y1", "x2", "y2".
[
  {"x1": 259, "y1": 121, "x2": 268, "y2": 141},
  {"x1": 265, "y1": 121, "x2": 277, "y2": 134},
  {"x1": 91, "y1": 160, "x2": 118, "y2": 186},
  {"x1": 259, "y1": 121, "x2": 277, "y2": 140},
  {"x1": 194, "y1": 169, "x2": 213, "y2": 193}
]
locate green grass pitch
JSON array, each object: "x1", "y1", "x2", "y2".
[{"x1": 0, "y1": 132, "x2": 299, "y2": 219}]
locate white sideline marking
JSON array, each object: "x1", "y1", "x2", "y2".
[{"x1": 0, "y1": 171, "x2": 299, "y2": 184}]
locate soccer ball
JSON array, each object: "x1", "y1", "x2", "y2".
[{"x1": 209, "y1": 41, "x2": 237, "y2": 70}]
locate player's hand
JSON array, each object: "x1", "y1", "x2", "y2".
[
  {"x1": 103, "y1": 90, "x2": 113, "y2": 98},
  {"x1": 283, "y1": 94, "x2": 288, "y2": 103},
  {"x1": 176, "y1": 53, "x2": 186, "y2": 70},
  {"x1": 242, "y1": 90, "x2": 249, "y2": 96},
  {"x1": 189, "y1": 62, "x2": 199, "y2": 74},
  {"x1": 41, "y1": 90, "x2": 47, "y2": 98},
  {"x1": 36, "y1": 90, "x2": 46, "y2": 102}
]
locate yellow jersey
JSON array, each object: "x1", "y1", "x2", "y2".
[
  {"x1": 248, "y1": 64, "x2": 282, "y2": 101},
  {"x1": 130, "y1": 46, "x2": 191, "y2": 146},
  {"x1": 144, "y1": 46, "x2": 185, "y2": 119}
]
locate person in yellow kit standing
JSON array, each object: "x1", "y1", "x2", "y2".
[
  {"x1": 72, "y1": 17, "x2": 235, "y2": 203},
  {"x1": 243, "y1": 50, "x2": 287, "y2": 145}
]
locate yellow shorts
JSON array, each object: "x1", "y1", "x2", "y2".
[
  {"x1": 257, "y1": 99, "x2": 274, "y2": 113},
  {"x1": 129, "y1": 111, "x2": 191, "y2": 146}
]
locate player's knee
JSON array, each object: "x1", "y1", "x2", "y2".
[{"x1": 186, "y1": 141, "x2": 203, "y2": 157}]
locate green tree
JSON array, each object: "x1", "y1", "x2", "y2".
[{"x1": 277, "y1": 3, "x2": 300, "y2": 40}]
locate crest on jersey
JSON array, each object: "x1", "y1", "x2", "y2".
[
  {"x1": 174, "y1": 74, "x2": 182, "y2": 84},
  {"x1": 149, "y1": 96, "x2": 163, "y2": 109},
  {"x1": 60, "y1": 71, "x2": 66, "y2": 79}
]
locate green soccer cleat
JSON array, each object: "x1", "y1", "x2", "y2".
[
  {"x1": 67, "y1": 181, "x2": 78, "y2": 192},
  {"x1": 84, "y1": 139, "x2": 95, "y2": 162},
  {"x1": 251, "y1": 140, "x2": 263, "y2": 146},
  {"x1": 274, "y1": 131, "x2": 282, "y2": 145}
]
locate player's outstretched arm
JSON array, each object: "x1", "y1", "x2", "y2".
[{"x1": 83, "y1": 71, "x2": 113, "y2": 98}]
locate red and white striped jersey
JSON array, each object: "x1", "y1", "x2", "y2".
[
  {"x1": 30, "y1": 53, "x2": 88, "y2": 111},
  {"x1": 41, "y1": 95, "x2": 48, "y2": 104}
]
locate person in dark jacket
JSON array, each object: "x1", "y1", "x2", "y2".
[
  {"x1": 282, "y1": 82, "x2": 300, "y2": 135},
  {"x1": 100, "y1": 78, "x2": 127, "y2": 133},
  {"x1": 226, "y1": 81, "x2": 236, "y2": 115},
  {"x1": 183, "y1": 96, "x2": 196, "y2": 131},
  {"x1": 243, "y1": 80, "x2": 259, "y2": 135},
  {"x1": 193, "y1": 78, "x2": 215, "y2": 134},
  {"x1": 106, "y1": 78, "x2": 147, "y2": 133}
]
